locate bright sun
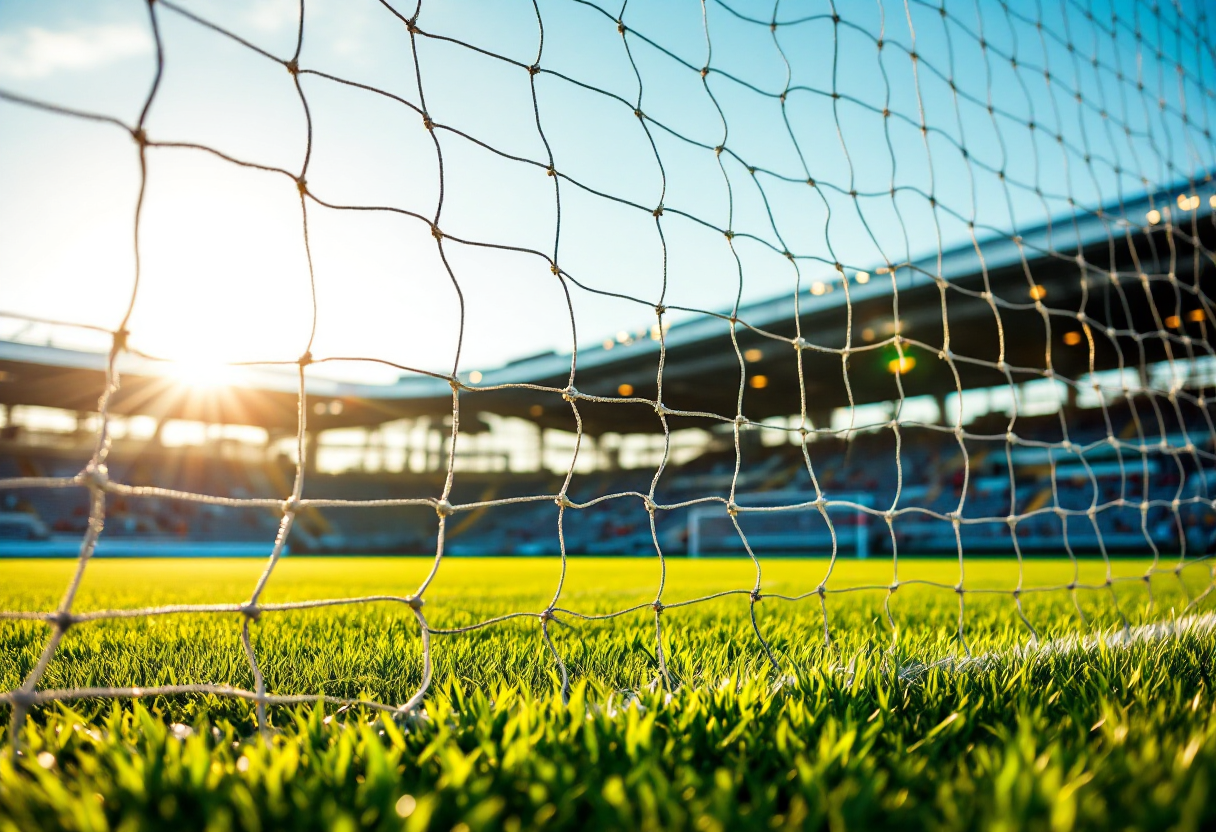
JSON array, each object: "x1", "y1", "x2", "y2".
[{"x1": 168, "y1": 358, "x2": 233, "y2": 390}]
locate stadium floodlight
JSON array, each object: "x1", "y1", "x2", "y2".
[{"x1": 0, "y1": 0, "x2": 1214, "y2": 742}]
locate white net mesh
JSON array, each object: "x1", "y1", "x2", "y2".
[{"x1": 1, "y1": 0, "x2": 1215, "y2": 729}]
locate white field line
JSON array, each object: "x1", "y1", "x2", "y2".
[{"x1": 892, "y1": 612, "x2": 1216, "y2": 682}]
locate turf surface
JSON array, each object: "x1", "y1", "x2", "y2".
[{"x1": 2, "y1": 555, "x2": 1215, "y2": 831}]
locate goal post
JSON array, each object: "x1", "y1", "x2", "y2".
[{"x1": 687, "y1": 492, "x2": 874, "y2": 559}]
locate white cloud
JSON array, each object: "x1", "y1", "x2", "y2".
[{"x1": 0, "y1": 23, "x2": 151, "y2": 80}]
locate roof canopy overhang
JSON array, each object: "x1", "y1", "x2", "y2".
[{"x1": 2, "y1": 186, "x2": 1212, "y2": 435}]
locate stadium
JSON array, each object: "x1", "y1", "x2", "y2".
[
  {"x1": 2, "y1": 0, "x2": 1216, "y2": 829},
  {"x1": 2, "y1": 184, "x2": 1215, "y2": 560}
]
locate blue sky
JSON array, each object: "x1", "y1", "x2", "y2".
[{"x1": 1, "y1": 0, "x2": 1212, "y2": 382}]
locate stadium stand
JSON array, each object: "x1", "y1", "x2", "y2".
[
  {"x1": 2, "y1": 182, "x2": 1213, "y2": 559},
  {"x1": 1, "y1": 395, "x2": 1211, "y2": 558}
]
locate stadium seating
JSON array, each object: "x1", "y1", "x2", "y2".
[{"x1": 2, "y1": 399, "x2": 1210, "y2": 557}]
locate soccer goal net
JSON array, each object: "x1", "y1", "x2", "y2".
[{"x1": 1, "y1": 0, "x2": 1215, "y2": 724}]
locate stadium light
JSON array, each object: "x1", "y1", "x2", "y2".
[
  {"x1": 743, "y1": 348, "x2": 763, "y2": 362},
  {"x1": 887, "y1": 355, "x2": 916, "y2": 375},
  {"x1": 749, "y1": 375, "x2": 769, "y2": 389},
  {"x1": 618, "y1": 383, "x2": 634, "y2": 396},
  {"x1": 1029, "y1": 284, "x2": 1047, "y2": 300},
  {"x1": 1189, "y1": 309, "x2": 1206, "y2": 323},
  {"x1": 1063, "y1": 331, "x2": 1083, "y2": 346}
]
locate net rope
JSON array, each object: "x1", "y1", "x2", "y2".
[{"x1": 1, "y1": 0, "x2": 1215, "y2": 734}]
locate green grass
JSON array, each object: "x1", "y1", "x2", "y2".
[{"x1": 2, "y1": 555, "x2": 1215, "y2": 831}]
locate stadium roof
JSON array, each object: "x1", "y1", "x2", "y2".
[{"x1": 2, "y1": 184, "x2": 1213, "y2": 436}]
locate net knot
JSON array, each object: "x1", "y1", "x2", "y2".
[
  {"x1": 298, "y1": 351, "x2": 313, "y2": 367},
  {"x1": 555, "y1": 494, "x2": 574, "y2": 509},
  {"x1": 652, "y1": 204, "x2": 664, "y2": 218},
  {"x1": 734, "y1": 415, "x2": 749, "y2": 428},
  {"x1": 792, "y1": 337, "x2": 809, "y2": 350},
  {"x1": 546, "y1": 165, "x2": 555, "y2": 177},
  {"x1": 282, "y1": 497, "x2": 301, "y2": 514},
  {"x1": 633, "y1": 108, "x2": 643, "y2": 119},
  {"x1": 654, "y1": 402, "x2": 671, "y2": 417},
  {"x1": 407, "y1": 595, "x2": 424, "y2": 611},
  {"x1": 239, "y1": 604, "x2": 261, "y2": 621},
  {"x1": 561, "y1": 386, "x2": 579, "y2": 402},
  {"x1": 430, "y1": 224, "x2": 443, "y2": 240},
  {"x1": 815, "y1": 584, "x2": 827, "y2": 598},
  {"x1": 528, "y1": 63, "x2": 540, "y2": 76},
  {"x1": 617, "y1": 21, "x2": 626, "y2": 34},
  {"x1": 130, "y1": 127, "x2": 148, "y2": 147},
  {"x1": 550, "y1": 262, "x2": 561, "y2": 275},
  {"x1": 724, "y1": 230, "x2": 734, "y2": 240},
  {"x1": 651, "y1": 601, "x2": 664, "y2": 614},
  {"x1": 750, "y1": 589, "x2": 762, "y2": 603},
  {"x1": 538, "y1": 609, "x2": 554, "y2": 623},
  {"x1": 700, "y1": 66, "x2": 709, "y2": 78},
  {"x1": 81, "y1": 463, "x2": 109, "y2": 490},
  {"x1": 112, "y1": 328, "x2": 130, "y2": 352},
  {"x1": 434, "y1": 499, "x2": 455, "y2": 518},
  {"x1": 285, "y1": 59, "x2": 299, "y2": 75},
  {"x1": 8, "y1": 690, "x2": 37, "y2": 709},
  {"x1": 642, "y1": 496, "x2": 656, "y2": 513},
  {"x1": 726, "y1": 500, "x2": 739, "y2": 517},
  {"x1": 296, "y1": 177, "x2": 308, "y2": 195},
  {"x1": 47, "y1": 611, "x2": 74, "y2": 631}
]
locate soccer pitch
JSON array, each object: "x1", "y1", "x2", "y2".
[{"x1": 3, "y1": 555, "x2": 1216, "y2": 831}]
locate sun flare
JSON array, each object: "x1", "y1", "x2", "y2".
[{"x1": 167, "y1": 358, "x2": 233, "y2": 390}]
